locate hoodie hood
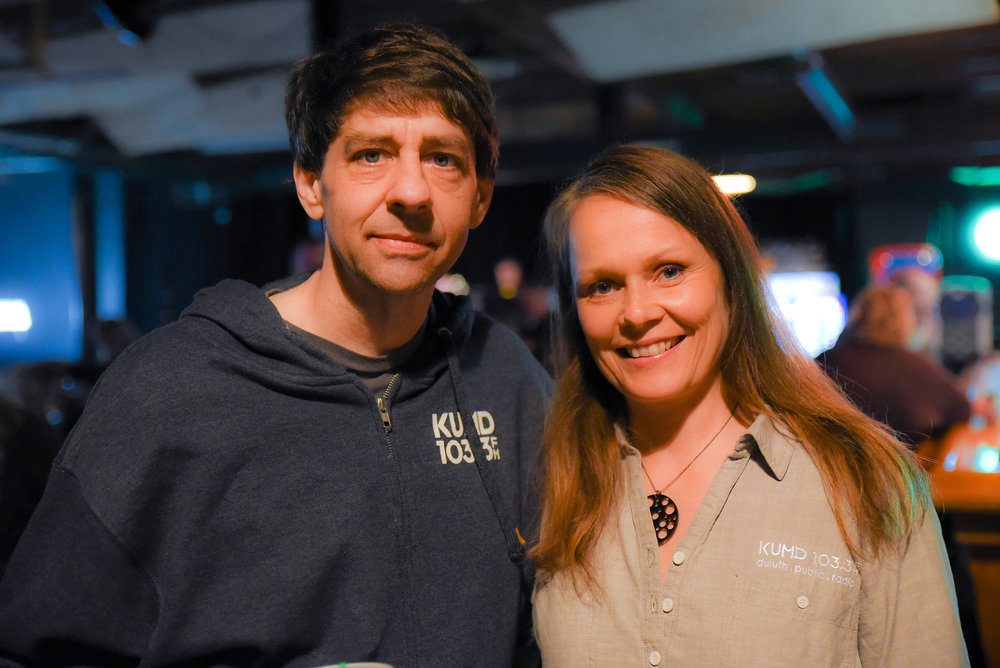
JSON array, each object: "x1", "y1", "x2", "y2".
[{"x1": 175, "y1": 275, "x2": 477, "y2": 394}]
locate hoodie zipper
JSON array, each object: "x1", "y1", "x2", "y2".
[{"x1": 376, "y1": 373, "x2": 399, "y2": 434}]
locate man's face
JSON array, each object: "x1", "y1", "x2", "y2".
[{"x1": 294, "y1": 104, "x2": 493, "y2": 299}]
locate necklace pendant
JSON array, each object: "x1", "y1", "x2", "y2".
[{"x1": 647, "y1": 492, "x2": 678, "y2": 545}]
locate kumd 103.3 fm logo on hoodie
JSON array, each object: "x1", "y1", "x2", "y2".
[{"x1": 431, "y1": 410, "x2": 501, "y2": 465}]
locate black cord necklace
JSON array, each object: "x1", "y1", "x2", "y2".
[{"x1": 639, "y1": 409, "x2": 736, "y2": 546}]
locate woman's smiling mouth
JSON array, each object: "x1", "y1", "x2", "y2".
[{"x1": 620, "y1": 337, "x2": 684, "y2": 359}]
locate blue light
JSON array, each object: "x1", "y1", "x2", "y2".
[
  {"x1": 193, "y1": 180, "x2": 212, "y2": 206},
  {"x1": 795, "y1": 64, "x2": 856, "y2": 142},
  {"x1": 212, "y1": 207, "x2": 232, "y2": 226},
  {"x1": 803, "y1": 69, "x2": 855, "y2": 129},
  {"x1": 0, "y1": 156, "x2": 67, "y2": 175},
  {"x1": 767, "y1": 271, "x2": 846, "y2": 356},
  {"x1": 972, "y1": 207, "x2": 1000, "y2": 262},
  {"x1": 95, "y1": 2, "x2": 141, "y2": 48},
  {"x1": 971, "y1": 444, "x2": 1000, "y2": 473},
  {"x1": 0, "y1": 299, "x2": 32, "y2": 332},
  {"x1": 95, "y1": 170, "x2": 126, "y2": 320},
  {"x1": 46, "y1": 409, "x2": 64, "y2": 426},
  {"x1": 943, "y1": 450, "x2": 959, "y2": 471},
  {"x1": 0, "y1": 170, "x2": 83, "y2": 364}
]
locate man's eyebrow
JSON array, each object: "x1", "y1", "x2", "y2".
[
  {"x1": 421, "y1": 135, "x2": 474, "y2": 153},
  {"x1": 338, "y1": 132, "x2": 397, "y2": 150},
  {"x1": 336, "y1": 132, "x2": 472, "y2": 154}
]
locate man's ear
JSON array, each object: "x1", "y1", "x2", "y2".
[
  {"x1": 293, "y1": 163, "x2": 325, "y2": 221},
  {"x1": 470, "y1": 178, "x2": 494, "y2": 230}
]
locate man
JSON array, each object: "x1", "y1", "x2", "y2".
[{"x1": 0, "y1": 24, "x2": 551, "y2": 666}]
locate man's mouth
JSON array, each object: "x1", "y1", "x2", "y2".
[
  {"x1": 372, "y1": 234, "x2": 435, "y2": 252},
  {"x1": 621, "y1": 337, "x2": 684, "y2": 359}
]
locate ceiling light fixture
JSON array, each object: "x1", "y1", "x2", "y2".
[{"x1": 713, "y1": 174, "x2": 756, "y2": 195}]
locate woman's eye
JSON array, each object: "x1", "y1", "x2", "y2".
[{"x1": 589, "y1": 281, "x2": 613, "y2": 296}]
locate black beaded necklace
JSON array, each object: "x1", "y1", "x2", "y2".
[{"x1": 639, "y1": 409, "x2": 736, "y2": 545}]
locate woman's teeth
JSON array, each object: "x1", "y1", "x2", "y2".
[{"x1": 625, "y1": 338, "x2": 680, "y2": 358}]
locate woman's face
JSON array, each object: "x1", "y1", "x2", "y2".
[{"x1": 569, "y1": 194, "x2": 730, "y2": 412}]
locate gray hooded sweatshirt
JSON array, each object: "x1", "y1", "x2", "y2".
[{"x1": 0, "y1": 275, "x2": 551, "y2": 667}]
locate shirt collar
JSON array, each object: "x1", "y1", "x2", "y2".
[
  {"x1": 615, "y1": 414, "x2": 797, "y2": 481},
  {"x1": 741, "y1": 414, "x2": 796, "y2": 481}
]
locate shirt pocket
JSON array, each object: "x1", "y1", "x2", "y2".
[{"x1": 723, "y1": 571, "x2": 860, "y2": 667}]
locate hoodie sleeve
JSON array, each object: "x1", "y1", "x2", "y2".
[{"x1": 0, "y1": 466, "x2": 158, "y2": 665}]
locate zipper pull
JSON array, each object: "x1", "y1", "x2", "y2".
[
  {"x1": 377, "y1": 373, "x2": 399, "y2": 434},
  {"x1": 377, "y1": 396, "x2": 392, "y2": 432}
]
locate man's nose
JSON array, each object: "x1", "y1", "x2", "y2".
[{"x1": 387, "y1": 156, "x2": 432, "y2": 213}]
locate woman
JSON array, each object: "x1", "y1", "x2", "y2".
[
  {"x1": 819, "y1": 284, "x2": 971, "y2": 445},
  {"x1": 531, "y1": 145, "x2": 968, "y2": 666}
]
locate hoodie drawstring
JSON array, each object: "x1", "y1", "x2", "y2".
[{"x1": 438, "y1": 327, "x2": 527, "y2": 568}]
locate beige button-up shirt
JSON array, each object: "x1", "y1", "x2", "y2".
[{"x1": 533, "y1": 416, "x2": 969, "y2": 667}]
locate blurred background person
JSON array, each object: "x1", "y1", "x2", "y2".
[
  {"x1": 516, "y1": 283, "x2": 553, "y2": 368},
  {"x1": 819, "y1": 285, "x2": 989, "y2": 667},
  {"x1": 477, "y1": 257, "x2": 554, "y2": 368},
  {"x1": 481, "y1": 257, "x2": 525, "y2": 332},
  {"x1": 819, "y1": 284, "x2": 972, "y2": 446},
  {"x1": 889, "y1": 268, "x2": 943, "y2": 363}
]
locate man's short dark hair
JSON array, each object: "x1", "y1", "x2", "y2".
[{"x1": 285, "y1": 23, "x2": 499, "y2": 181}]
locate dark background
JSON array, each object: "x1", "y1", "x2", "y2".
[{"x1": 2, "y1": 0, "x2": 1000, "y2": 357}]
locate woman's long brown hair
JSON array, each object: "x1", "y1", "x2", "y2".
[{"x1": 530, "y1": 144, "x2": 930, "y2": 584}]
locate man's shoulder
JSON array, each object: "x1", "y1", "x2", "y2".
[
  {"x1": 63, "y1": 281, "x2": 281, "y2": 440},
  {"x1": 96, "y1": 313, "x2": 229, "y2": 384},
  {"x1": 108, "y1": 278, "x2": 284, "y2": 373}
]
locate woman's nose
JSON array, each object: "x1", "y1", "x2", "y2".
[{"x1": 619, "y1": 284, "x2": 662, "y2": 329}]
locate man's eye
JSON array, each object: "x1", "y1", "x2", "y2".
[
  {"x1": 360, "y1": 150, "x2": 382, "y2": 164},
  {"x1": 660, "y1": 265, "x2": 681, "y2": 279},
  {"x1": 432, "y1": 153, "x2": 455, "y2": 167}
]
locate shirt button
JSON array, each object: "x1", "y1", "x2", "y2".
[
  {"x1": 649, "y1": 650, "x2": 662, "y2": 666},
  {"x1": 796, "y1": 595, "x2": 810, "y2": 609},
  {"x1": 672, "y1": 550, "x2": 686, "y2": 565},
  {"x1": 662, "y1": 597, "x2": 674, "y2": 613}
]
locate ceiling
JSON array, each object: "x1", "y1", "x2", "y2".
[{"x1": 1, "y1": 0, "x2": 1000, "y2": 193}]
